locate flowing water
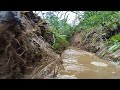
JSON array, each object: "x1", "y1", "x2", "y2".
[{"x1": 55, "y1": 47, "x2": 120, "y2": 79}]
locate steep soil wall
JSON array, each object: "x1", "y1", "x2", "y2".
[{"x1": 0, "y1": 11, "x2": 62, "y2": 79}]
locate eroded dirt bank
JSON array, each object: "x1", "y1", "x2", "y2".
[
  {"x1": 0, "y1": 11, "x2": 62, "y2": 79},
  {"x1": 71, "y1": 27, "x2": 120, "y2": 63}
]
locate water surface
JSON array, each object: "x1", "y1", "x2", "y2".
[{"x1": 55, "y1": 47, "x2": 120, "y2": 79}]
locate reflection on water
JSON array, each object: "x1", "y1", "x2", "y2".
[
  {"x1": 91, "y1": 61, "x2": 108, "y2": 67},
  {"x1": 55, "y1": 47, "x2": 120, "y2": 79}
]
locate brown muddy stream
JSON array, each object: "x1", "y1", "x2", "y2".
[{"x1": 55, "y1": 47, "x2": 120, "y2": 79}]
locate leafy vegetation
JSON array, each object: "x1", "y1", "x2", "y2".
[
  {"x1": 39, "y1": 12, "x2": 73, "y2": 51},
  {"x1": 107, "y1": 34, "x2": 120, "y2": 52},
  {"x1": 34, "y1": 11, "x2": 120, "y2": 53},
  {"x1": 76, "y1": 11, "x2": 119, "y2": 30},
  {"x1": 76, "y1": 11, "x2": 120, "y2": 53}
]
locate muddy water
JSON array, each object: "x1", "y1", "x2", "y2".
[{"x1": 55, "y1": 47, "x2": 120, "y2": 79}]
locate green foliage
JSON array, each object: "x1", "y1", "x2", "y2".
[
  {"x1": 105, "y1": 34, "x2": 120, "y2": 52},
  {"x1": 41, "y1": 11, "x2": 120, "y2": 53},
  {"x1": 49, "y1": 27, "x2": 69, "y2": 51},
  {"x1": 111, "y1": 33, "x2": 120, "y2": 41},
  {"x1": 107, "y1": 33, "x2": 120, "y2": 52},
  {"x1": 108, "y1": 43, "x2": 120, "y2": 52},
  {"x1": 52, "y1": 34, "x2": 69, "y2": 51},
  {"x1": 53, "y1": 43, "x2": 60, "y2": 50},
  {"x1": 77, "y1": 11, "x2": 119, "y2": 30},
  {"x1": 43, "y1": 12, "x2": 74, "y2": 51}
]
